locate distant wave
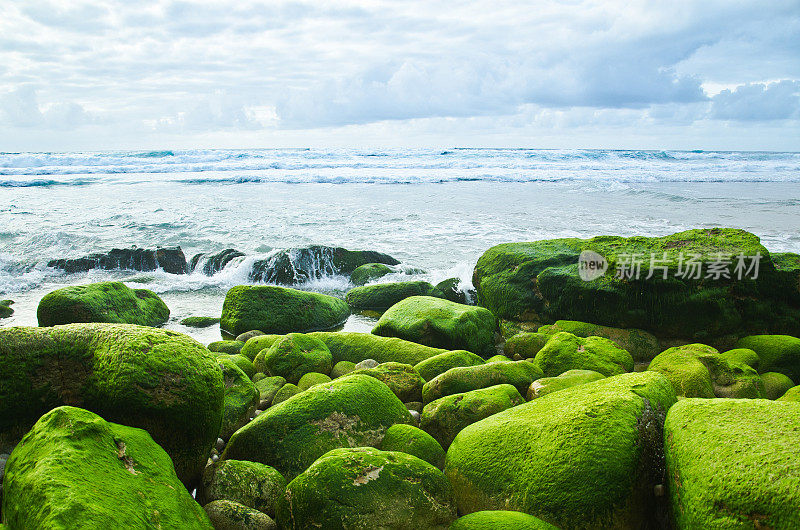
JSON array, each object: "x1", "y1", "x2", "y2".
[{"x1": 0, "y1": 178, "x2": 97, "y2": 188}]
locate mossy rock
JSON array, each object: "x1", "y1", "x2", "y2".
[
  {"x1": 719, "y1": 347, "x2": 760, "y2": 370},
  {"x1": 450, "y1": 511, "x2": 559, "y2": 529},
  {"x1": 527, "y1": 369, "x2": 606, "y2": 400},
  {"x1": 664, "y1": 398, "x2": 800, "y2": 528},
  {"x1": 203, "y1": 500, "x2": 276, "y2": 530},
  {"x1": 2, "y1": 406, "x2": 212, "y2": 529},
  {"x1": 218, "y1": 357, "x2": 259, "y2": 440},
  {"x1": 236, "y1": 330, "x2": 266, "y2": 342},
  {"x1": 538, "y1": 320, "x2": 661, "y2": 362},
  {"x1": 227, "y1": 354, "x2": 255, "y2": 379},
  {"x1": 199, "y1": 459, "x2": 286, "y2": 517},
  {"x1": 271, "y1": 383, "x2": 300, "y2": 405},
  {"x1": 435, "y1": 278, "x2": 471, "y2": 304},
  {"x1": 220, "y1": 285, "x2": 349, "y2": 337},
  {"x1": 373, "y1": 296, "x2": 498, "y2": 357},
  {"x1": 734, "y1": 334, "x2": 800, "y2": 381},
  {"x1": 254, "y1": 376, "x2": 286, "y2": 406},
  {"x1": 209, "y1": 340, "x2": 245, "y2": 355},
  {"x1": 241, "y1": 334, "x2": 283, "y2": 362},
  {"x1": 380, "y1": 423, "x2": 446, "y2": 469},
  {"x1": 346, "y1": 281, "x2": 445, "y2": 310},
  {"x1": 37, "y1": 281, "x2": 169, "y2": 327},
  {"x1": 701, "y1": 353, "x2": 766, "y2": 399},
  {"x1": 0, "y1": 324, "x2": 223, "y2": 487},
  {"x1": 503, "y1": 332, "x2": 550, "y2": 359},
  {"x1": 420, "y1": 384, "x2": 524, "y2": 449},
  {"x1": 350, "y1": 263, "x2": 395, "y2": 286},
  {"x1": 445, "y1": 372, "x2": 677, "y2": 528},
  {"x1": 309, "y1": 331, "x2": 447, "y2": 365},
  {"x1": 297, "y1": 372, "x2": 332, "y2": 391},
  {"x1": 414, "y1": 350, "x2": 485, "y2": 382},
  {"x1": 181, "y1": 316, "x2": 220, "y2": 328},
  {"x1": 0, "y1": 300, "x2": 13, "y2": 319},
  {"x1": 276, "y1": 447, "x2": 457, "y2": 530},
  {"x1": 259, "y1": 333, "x2": 332, "y2": 384},
  {"x1": 330, "y1": 360, "x2": 356, "y2": 378},
  {"x1": 761, "y1": 371, "x2": 795, "y2": 400},
  {"x1": 778, "y1": 385, "x2": 800, "y2": 401},
  {"x1": 534, "y1": 332, "x2": 633, "y2": 377},
  {"x1": 350, "y1": 361, "x2": 425, "y2": 402},
  {"x1": 485, "y1": 354, "x2": 511, "y2": 363},
  {"x1": 221, "y1": 375, "x2": 412, "y2": 480},
  {"x1": 422, "y1": 361, "x2": 543, "y2": 404}
]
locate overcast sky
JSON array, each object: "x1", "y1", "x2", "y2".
[{"x1": 1, "y1": 0, "x2": 798, "y2": 151}]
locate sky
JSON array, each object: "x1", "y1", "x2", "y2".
[{"x1": 0, "y1": 0, "x2": 798, "y2": 151}]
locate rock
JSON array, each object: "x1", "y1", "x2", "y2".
[
  {"x1": 221, "y1": 375, "x2": 412, "y2": 480},
  {"x1": 373, "y1": 296, "x2": 498, "y2": 357},
  {"x1": 309, "y1": 331, "x2": 447, "y2": 365},
  {"x1": 181, "y1": 316, "x2": 220, "y2": 328},
  {"x1": 2, "y1": 406, "x2": 212, "y2": 528},
  {"x1": 203, "y1": 500, "x2": 277, "y2": 530},
  {"x1": 228, "y1": 354, "x2": 256, "y2": 379},
  {"x1": 761, "y1": 371, "x2": 795, "y2": 400},
  {"x1": 220, "y1": 286, "x2": 349, "y2": 337},
  {"x1": 503, "y1": 332, "x2": 550, "y2": 359},
  {"x1": 422, "y1": 361, "x2": 542, "y2": 404},
  {"x1": 350, "y1": 362, "x2": 425, "y2": 402},
  {"x1": 380, "y1": 423, "x2": 446, "y2": 469},
  {"x1": 297, "y1": 372, "x2": 332, "y2": 391},
  {"x1": 354, "y1": 358, "x2": 379, "y2": 370},
  {"x1": 276, "y1": 447, "x2": 457, "y2": 529},
  {"x1": 350, "y1": 263, "x2": 395, "y2": 285},
  {"x1": 236, "y1": 330, "x2": 266, "y2": 343},
  {"x1": 199, "y1": 459, "x2": 286, "y2": 517},
  {"x1": 450, "y1": 511, "x2": 559, "y2": 529},
  {"x1": 209, "y1": 340, "x2": 245, "y2": 355},
  {"x1": 664, "y1": 398, "x2": 800, "y2": 528},
  {"x1": 241, "y1": 334, "x2": 282, "y2": 361},
  {"x1": 778, "y1": 386, "x2": 800, "y2": 401},
  {"x1": 734, "y1": 334, "x2": 800, "y2": 381},
  {"x1": 216, "y1": 438, "x2": 226, "y2": 452},
  {"x1": 414, "y1": 350, "x2": 485, "y2": 382},
  {"x1": 218, "y1": 357, "x2": 259, "y2": 440},
  {"x1": 346, "y1": 281, "x2": 445, "y2": 310},
  {"x1": 420, "y1": 384, "x2": 524, "y2": 449},
  {"x1": 0, "y1": 324, "x2": 224, "y2": 487},
  {"x1": 259, "y1": 333, "x2": 333, "y2": 384},
  {"x1": 37, "y1": 281, "x2": 169, "y2": 327},
  {"x1": 538, "y1": 320, "x2": 661, "y2": 362},
  {"x1": 533, "y1": 332, "x2": 633, "y2": 377},
  {"x1": 445, "y1": 372, "x2": 677, "y2": 528},
  {"x1": 435, "y1": 278, "x2": 472, "y2": 304},
  {"x1": 473, "y1": 228, "x2": 800, "y2": 340},
  {"x1": 527, "y1": 369, "x2": 606, "y2": 400},
  {"x1": 271, "y1": 383, "x2": 300, "y2": 405},
  {"x1": 719, "y1": 347, "x2": 760, "y2": 369},
  {"x1": 48, "y1": 246, "x2": 188, "y2": 275},
  {"x1": 190, "y1": 249, "x2": 246, "y2": 275},
  {"x1": 409, "y1": 409, "x2": 420, "y2": 425},
  {"x1": 330, "y1": 360, "x2": 356, "y2": 378},
  {"x1": 0, "y1": 300, "x2": 13, "y2": 319},
  {"x1": 485, "y1": 354, "x2": 511, "y2": 363},
  {"x1": 405, "y1": 401, "x2": 423, "y2": 412},
  {"x1": 254, "y1": 376, "x2": 286, "y2": 406}
]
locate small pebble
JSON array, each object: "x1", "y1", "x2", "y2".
[
  {"x1": 254, "y1": 409, "x2": 263, "y2": 416},
  {"x1": 258, "y1": 399, "x2": 271, "y2": 410},
  {"x1": 211, "y1": 454, "x2": 219, "y2": 463},
  {"x1": 354, "y1": 359, "x2": 379, "y2": 370},
  {"x1": 215, "y1": 438, "x2": 225, "y2": 452},
  {"x1": 408, "y1": 410, "x2": 420, "y2": 425}
]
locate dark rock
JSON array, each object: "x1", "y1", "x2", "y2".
[
  {"x1": 48, "y1": 246, "x2": 188, "y2": 275},
  {"x1": 190, "y1": 249, "x2": 245, "y2": 275}
]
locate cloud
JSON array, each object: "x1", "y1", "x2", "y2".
[
  {"x1": 710, "y1": 80, "x2": 800, "y2": 121},
  {"x1": 0, "y1": 87, "x2": 96, "y2": 129}
]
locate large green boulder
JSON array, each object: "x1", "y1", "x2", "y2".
[
  {"x1": 734, "y1": 334, "x2": 800, "y2": 381},
  {"x1": 422, "y1": 361, "x2": 542, "y2": 404},
  {"x1": 221, "y1": 375, "x2": 412, "y2": 480},
  {"x1": 760, "y1": 372, "x2": 795, "y2": 400},
  {"x1": 208, "y1": 340, "x2": 245, "y2": 355},
  {"x1": 346, "y1": 281, "x2": 444, "y2": 310},
  {"x1": 259, "y1": 333, "x2": 332, "y2": 384},
  {"x1": 664, "y1": 399, "x2": 800, "y2": 528},
  {"x1": 37, "y1": 281, "x2": 169, "y2": 327},
  {"x1": 538, "y1": 320, "x2": 661, "y2": 362},
  {"x1": 218, "y1": 357, "x2": 259, "y2": 440},
  {"x1": 297, "y1": 372, "x2": 332, "y2": 390},
  {"x1": 373, "y1": 296, "x2": 498, "y2": 357},
  {"x1": 350, "y1": 263, "x2": 395, "y2": 286},
  {"x1": 778, "y1": 386, "x2": 800, "y2": 401},
  {"x1": 414, "y1": 350, "x2": 485, "y2": 382},
  {"x1": 445, "y1": 372, "x2": 677, "y2": 528},
  {"x1": 527, "y1": 369, "x2": 606, "y2": 400},
  {"x1": 227, "y1": 354, "x2": 255, "y2": 379},
  {"x1": 199, "y1": 459, "x2": 286, "y2": 518},
  {"x1": 503, "y1": 332, "x2": 550, "y2": 359},
  {"x1": 420, "y1": 384, "x2": 524, "y2": 449},
  {"x1": 241, "y1": 334, "x2": 283, "y2": 361},
  {"x1": 533, "y1": 332, "x2": 634, "y2": 377},
  {"x1": 380, "y1": 423, "x2": 446, "y2": 469},
  {"x1": 350, "y1": 362, "x2": 425, "y2": 402},
  {"x1": 0, "y1": 324, "x2": 223, "y2": 487},
  {"x1": 271, "y1": 383, "x2": 300, "y2": 405},
  {"x1": 254, "y1": 376, "x2": 286, "y2": 406},
  {"x1": 220, "y1": 286, "x2": 349, "y2": 337},
  {"x1": 719, "y1": 347, "x2": 760, "y2": 369},
  {"x1": 202, "y1": 500, "x2": 276, "y2": 530},
  {"x1": 309, "y1": 331, "x2": 447, "y2": 365},
  {"x1": 450, "y1": 511, "x2": 558, "y2": 529},
  {"x1": 276, "y1": 447, "x2": 457, "y2": 529},
  {"x1": 473, "y1": 228, "x2": 800, "y2": 340},
  {"x1": 2, "y1": 406, "x2": 212, "y2": 529}
]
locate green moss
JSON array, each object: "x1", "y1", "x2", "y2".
[
  {"x1": 422, "y1": 361, "x2": 542, "y2": 404},
  {"x1": 734, "y1": 335, "x2": 800, "y2": 381},
  {"x1": 208, "y1": 340, "x2": 244, "y2": 355},
  {"x1": 240, "y1": 334, "x2": 283, "y2": 361},
  {"x1": 220, "y1": 285, "x2": 350, "y2": 337},
  {"x1": 37, "y1": 281, "x2": 169, "y2": 327},
  {"x1": 420, "y1": 384, "x2": 524, "y2": 449},
  {"x1": 380, "y1": 423, "x2": 446, "y2": 469},
  {"x1": 345, "y1": 281, "x2": 444, "y2": 310},
  {"x1": 202, "y1": 500, "x2": 276, "y2": 530},
  {"x1": 0, "y1": 300, "x2": 13, "y2": 319},
  {"x1": 226, "y1": 354, "x2": 255, "y2": 379},
  {"x1": 254, "y1": 376, "x2": 286, "y2": 406},
  {"x1": 450, "y1": 511, "x2": 559, "y2": 529},
  {"x1": 221, "y1": 375, "x2": 412, "y2": 480},
  {"x1": 485, "y1": 354, "x2": 511, "y2": 363},
  {"x1": 180, "y1": 316, "x2": 220, "y2": 328},
  {"x1": 350, "y1": 362, "x2": 425, "y2": 402},
  {"x1": 217, "y1": 357, "x2": 259, "y2": 440},
  {"x1": 309, "y1": 331, "x2": 447, "y2": 365},
  {"x1": 761, "y1": 371, "x2": 795, "y2": 400},
  {"x1": 445, "y1": 372, "x2": 677, "y2": 528},
  {"x1": 297, "y1": 372, "x2": 332, "y2": 391},
  {"x1": 435, "y1": 278, "x2": 471, "y2": 305},
  {"x1": 414, "y1": 350, "x2": 485, "y2": 382},
  {"x1": 527, "y1": 369, "x2": 606, "y2": 400},
  {"x1": 260, "y1": 333, "x2": 333, "y2": 384},
  {"x1": 503, "y1": 332, "x2": 550, "y2": 359},
  {"x1": 350, "y1": 263, "x2": 395, "y2": 286},
  {"x1": 538, "y1": 320, "x2": 661, "y2": 362},
  {"x1": 534, "y1": 332, "x2": 634, "y2": 377},
  {"x1": 271, "y1": 383, "x2": 300, "y2": 406},
  {"x1": 372, "y1": 296, "x2": 498, "y2": 357},
  {"x1": 664, "y1": 399, "x2": 800, "y2": 529},
  {"x1": 276, "y1": 447, "x2": 457, "y2": 529},
  {"x1": 331, "y1": 360, "x2": 356, "y2": 378},
  {"x1": 777, "y1": 385, "x2": 800, "y2": 401},
  {"x1": 719, "y1": 347, "x2": 760, "y2": 370},
  {"x1": 647, "y1": 344, "x2": 718, "y2": 398},
  {"x1": 0, "y1": 324, "x2": 223, "y2": 487},
  {"x1": 701, "y1": 354, "x2": 766, "y2": 399},
  {"x1": 199, "y1": 459, "x2": 286, "y2": 517},
  {"x1": 1, "y1": 406, "x2": 212, "y2": 529}
]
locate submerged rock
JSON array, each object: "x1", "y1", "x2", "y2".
[
  {"x1": 346, "y1": 281, "x2": 444, "y2": 310},
  {"x1": 350, "y1": 262, "x2": 395, "y2": 285},
  {"x1": 435, "y1": 278, "x2": 474, "y2": 305},
  {"x1": 181, "y1": 316, "x2": 220, "y2": 328},
  {"x1": 48, "y1": 246, "x2": 187, "y2": 274},
  {"x1": 190, "y1": 248, "x2": 245, "y2": 275}
]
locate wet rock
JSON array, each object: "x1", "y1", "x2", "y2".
[{"x1": 48, "y1": 246, "x2": 187, "y2": 274}]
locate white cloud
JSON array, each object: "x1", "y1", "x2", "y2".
[{"x1": 710, "y1": 81, "x2": 800, "y2": 121}]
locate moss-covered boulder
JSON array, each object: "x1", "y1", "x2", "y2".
[
  {"x1": 350, "y1": 362, "x2": 425, "y2": 402},
  {"x1": 259, "y1": 333, "x2": 332, "y2": 384},
  {"x1": 435, "y1": 278, "x2": 471, "y2": 305},
  {"x1": 538, "y1": 320, "x2": 661, "y2": 362},
  {"x1": 534, "y1": 332, "x2": 634, "y2": 377},
  {"x1": 778, "y1": 386, "x2": 800, "y2": 401},
  {"x1": 203, "y1": 500, "x2": 276, "y2": 530},
  {"x1": 485, "y1": 354, "x2": 511, "y2": 363},
  {"x1": 297, "y1": 372, "x2": 332, "y2": 390},
  {"x1": 218, "y1": 358, "x2": 259, "y2": 440},
  {"x1": 220, "y1": 286, "x2": 349, "y2": 337},
  {"x1": 209, "y1": 340, "x2": 245, "y2": 355},
  {"x1": 734, "y1": 334, "x2": 800, "y2": 381},
  {"x1": 450, "y1": 511, "x2": 559, "y2": 529},
  {"x1": 380, "y1": 423, "x2": 446, "y2": 469},
  {"x1": 271, "y1": 383, "x2": 300, "y2": 405},
  {"x1": 241, "y1": 334, "x2": 282, "y2": 362},
  {"x1": 276, "y1": 447, "x2": 457, "y2": 529},
  {"x1": 224, "y1": 354, "x2": 253, "y2": 379},
  {"x1": 309, "y1": 331, "x2": 447, "y2": 365},
  {"x1": 350, "y1": 263, "x2": 395, "y2": 286},
  {"x1": 330, "y1": 360, "x2": 356, "y2": 378},
  {"x1": 445, "y1": 372, "x2": 677, "y2": 528},
  {"x1": 236, "y1": 330, "x2": 265, "y2": 342},
  {"x1": 664, "y1": 398, "x2": 800, "y2": 528},
  {"x1": 199, "y1": 459, "x2": 286, "y2": 518},
  {"x1": 254, "y1": 376, "x2": 286, "y2": 406},
  {"x1": 37, "y1": 281, "x2": 169, "y2": 327},
  {"x1": 414, "y1": 350, "x2": 485, "y2": 382},
  {"x1": 181, "y1": 316, "x2": 220, "y2": 328},
  {"x1": 761, "y1": 372, "x2": 795, "y2": 400},
  {"x1": 346, "y1": 281, "x2": 444, "y2": 310},
  {"x1": 420, "y1": 384, "x2": 524, "y2": 449},
  {"x1": 422, "y1": 361, "x2": 542, "y2": 404},
  {"x1": 527, "y1": 369, "x2": 606, "y2": 400},
  {"x1": 0, "y1": 300, "x2": 13, "y2": 319},
  {"x1": 719, "y1": 347, "x2": 760, "y2": 369},
  {"x1": 0, "y1": 324, "x2": 223, "y2": 487},
  {"x1": 2, "y1": 406, "x2": 212, "y2": 529},
  {"x1": 221, "y1": 375, "x2": 412, "y2": 480},
  {"x1": 503, "y1": 332, "x2": 550, "y2": 359},
  {"x1": 373, "y1": 296, "x2": 498, "y2": 357}
]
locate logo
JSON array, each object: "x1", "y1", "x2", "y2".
[{"x1": 578, "y1": 250, "x2": 608, "y2": 281}]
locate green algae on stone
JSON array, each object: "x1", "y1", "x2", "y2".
[
  {"x1": 372, "y1": 296, "x2": 499, "y2": 357},
  {"x1": 37, "y1": 281, "x2": 169, "y2": 327},
  {"x1": 719, "y1": 347, "x2": 760, "y2": 370},
  {"x1": 350, "y1": 361, "x2": 425, "y2": 402},
  {"x1": 534, "y1": 332, "x2": 633, "y2": 377},
  {"x1": 271, "y1": 383, "x2": 300, "y2": 405},
  {"x1": 276, "y1": 447, "x2": 457, "y2": 530},
  {"x1": 221, "y1": 374, "x2": 412, "y2": 480},
  {"x1": 778, "y1": 385, "x2": 800, "y2": 401},
  {"x1": 297, "y1": 372, "x2": 332, "y2": 391},
  {"x1": 420, "y1": 384, "x2": 524, "y2": 449},
  {"x1": 0, "y1": 300, "x2": 13, "y2": 319},
  {"x1": 208, "y1": 340, "x2": 245, "y2": 355},
  {"x1": 527, "y1": 369, "x2": 606, "y2": 400},
  {"x1": 503, "y1": 332, "x2": 550, "y2": 359},
  {"x1": 203, "y1": 500, "x2": 276, "y2": 530},
  {"x1": 331, "y1": 360, "x2": 357, "y2": 378},
  {"x1": 241, "y1": 334, "x2": 283, "y2": 362},
  {"x1": 260, "y1": 333, "x2": 333, "y2": 384},
  {"x1": 227, "y1": 354, "x2": 255, "y2": 379},
  {"x1": 199, "y1": 459, "x2": 286, "y2": 517},
  {"x1": 538, "y1": 320, "x2": 661, "y2": 362},
  {"x1": 450, "y1": 511, "x2": 559, "y2": 530},
  {"x1": 422, "y1": 361, "x2": 542, "y2": 404},
  {"x1": 181, "y1": 316, "x2": 220, "y2": 328},
  {"x1": 309, "y1": 331, "x2": 447, "y2": 365},
  {"x1": 380, "y1": 423, "x2": 446, "y2": 469},
  {"x1": 734, "y1": 334, "x2": 800, "y2": 381},
  {"x1": 346, "y1": 280, "x2": 445, "y2": 310},
  {"x1": 218, "y1": 357, "x2": 259, "y2": 440},
  {"x1": 664, "y1": 398, "x2": 800, "y2": 529},
  {"x1": 350, "y1": 263, "x2": 395, "y2": 286},
  {"x1": 2, "y1": 406, "x2": 212, "y2": 529},
  {"x1": 414, "y1": 350, "x2": 485, "y2": 382},
  {"x1": 254, "y1": 376, "x2": 286, "y2": 406},
  {"x1": 761, "y1": 371, "x2": 795, "y2": 400},
  {"x1": 485, "y1": 354, "x2": 512, "y2": 363},
  {"x1": 444, "y1": 372, "x2": 677, "y2": 529},
  {"x1": 220, "y1": 285, "x2": 349, "y2": 337}
]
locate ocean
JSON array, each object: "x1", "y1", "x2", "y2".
[{"x1": 2, "y1": 148, "x2": 799, "y2": 344}]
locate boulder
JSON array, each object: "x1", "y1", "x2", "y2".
[
  {"x1": 346, "y1": 281, "x2": 444, "y2": 310},
  {"x1": 350, "y1": 263, "x2": 395, "y2": 285},
  {"x1": 209, "y1": 341, "x2": 245, "y2": 356},
  {"x1": 249, "y1": 246, "x2": 399, "y2": 285},
  {"x1": 220, "y1": 286, "x2": 349, "y2": 337},
  {"x1": 190, "y1": 249, "x2": 245, "y2": 275},
  {"x1": 350, "y1": 362, "x2": 425, "y2": 402},
  {"x1": 719, "y1": 347, "x2": 760, "y2": 369},
  {"x1": 527, "y1": 369, "x2": 606, "y2": 400},
  {"x1": 414, "y1": 350, "x2": 485, "y2": 382},
  {"x1": 297, "y1": 372, "x2": 332, "y2": 391},
  {"x1": 254, "y1": 376, "x2": 286, "y2": 406},
  {"x1": 503, "y1": 332, "x2": 550, "y2": 359},
  {"x1": 435, "y1": 278, "x2": 472, "y2": 305},
  {"x1": 48, "y1": 246, "x2": 188, "y2": 275},
  {"x1": 761, "y1": 371, "x2": 795, "y2": 400},
  {"x1": 203, "y1": 500, "x2": 276, "y2": 530},
  {"x1": 778, "y1": 386, "x2": 800, "y2": 401},
  {"x1": 236, "y1": 330, "x2": 266, "y2": 342},
  {"x1": 533, "y1": 332, "x2": 634, "y2": 377},
  {"x1": 37, "y1": 281, "x2": 169, "y2": 327},
  {"x1": 450, "y1": 511, "x2": 558, "y2": 529},
  {"x1": 373, "y1": 296, "x2": 498, "y2": 357},
  {"x1": 330, "y1": 360, "x2": 356, "y2": 378},
  {"x1": 199, "y1": 459, "x2": 286, "y2": 518},
  {"x1": 309, "y1": 331, "x2": 447, "y2": 365},
  {"x1": 241, "y1": 335, "x2": 282, "y2": 361},
  {"x1": 734, "y1": 334, "x2": 800, "y2": 381},
  {"x1": 538, "y1": 320, "x2": 661, "y2": 362},
  {"x1": 271, "y1": 383, "x2": 300, "y2": 405},
  {"x1": 181, "y1": 316, "x2": 220, "y2": 328},
  {"x1": 218, "y1": 358, "x2": 259, "y2": 440},
  {"x1": 0, "y1": 300, "x2": 13, "y2": 319},
  {"x1": 259, "y1": 333, "x2": 333, "y2": 384},
  {"x1": 422, "y1": 361, "x2": 542, "y2": 404},
  {"x1": 228, "y1": 354, "x2": 256, "y2": 379},
  {"x1": 380, "y1": 423, "x2": 446, "y2": 469}
]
